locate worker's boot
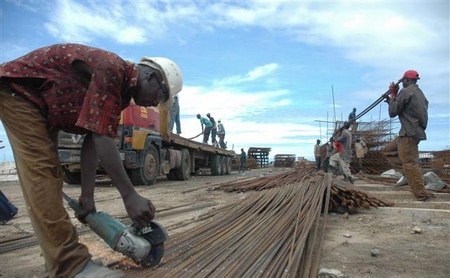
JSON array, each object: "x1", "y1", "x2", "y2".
[{"x1": 74, "y1": 260, "x2": 125, "y2": 278}]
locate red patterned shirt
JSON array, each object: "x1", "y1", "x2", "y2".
[{"x1": 0, "y1": 43, "x2": 138, "y2": 137}]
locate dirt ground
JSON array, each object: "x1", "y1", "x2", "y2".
[{"x1": 1, "y1": 167, "x2": 449, "y2": 278}]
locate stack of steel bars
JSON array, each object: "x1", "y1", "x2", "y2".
[
  {"x1": 130, "y1": 169, "x2": 393, "y2": 278},
  {"x1": 210, "y1": 169, "x2": 394, "y2": 213},
  {"x1": 142, "y1": 171, "x2": 331, "y2": 278}
]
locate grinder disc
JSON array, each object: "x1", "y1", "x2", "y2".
[{"x1": 140, "y1": 242, "x2": 165, "y2": 268}]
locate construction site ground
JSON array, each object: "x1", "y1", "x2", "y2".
[{"x1": 1, "y1": 167, "x2": 449, "y2": 278}]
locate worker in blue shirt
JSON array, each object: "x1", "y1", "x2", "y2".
[{"x1": 197, "y1": 114, "x2": 212, "y2": 144}]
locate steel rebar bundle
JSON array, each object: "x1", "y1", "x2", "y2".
[
  {"x1": 126, "y1": 169, "x2": 392, "y2": 278},
  {"x1": 137, "y1": 172, "x2": 331, "y2": 278},
  {"x1": 210, "y1": 169, "x2": 394, "y2": 212}
]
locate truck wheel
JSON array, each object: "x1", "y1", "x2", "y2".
[
  {"x1": 225, "y1": 157, "x2": 231, "y2": 175},
  {"x1": 175, "y1": 149, "x2": 191, "y2": 180},
  {"x1": 220, "y1": 156, "x2": 226, "y2": 176},
  {"x1": 210, "y1": 155, "x2": 221, "y2": 176},
  {"x1": 130, "y1": 144, "x2": 160, "y2": 185},
  {"x1": 62, "y1": 168, "x2": 81, "y2": 184}
]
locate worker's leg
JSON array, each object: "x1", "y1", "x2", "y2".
[
  {"x1": 203, "y1": 128, "x2": 211, "y2": 144},
  {"x1": 222, "y1": 135, "x2": 227, "y2": 148},
  {"x1": 218, "y1": 134, "x2": 224, "y2": 148},
  {"x1": 323, "y1": 157, "x2": 330, "y2": 172},
  {"x1": 169, "y1": 110, "x2": 175, "y2": 132},
  {"x1": 211, "y1": 128, "x2": 217, "y2": 143},
  {"x1": 175, "y1": 111, "x2": 181, "y2": 134},
  {"x1": 358, "y1": 157, "x2": 363, "y2": 173},
  {"x1": 398, "y1": 137, "x2": 429, "y2": 199},
  {"x1": 329, "y1": 153, "x2": 339, "y2": 170},
  {"x1": 382, "y1": 137, "x2": 403, "y2": 171},
  {"x1": 0, "y1": 89, "x2": 91, "y2": 277},
  {"x1": 339, "y1": 157, "x2": 353, "y2": 179}
]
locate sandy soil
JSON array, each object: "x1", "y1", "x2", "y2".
[{"x1": 1, "y1": 167, "x2": 449, "y2": 278}]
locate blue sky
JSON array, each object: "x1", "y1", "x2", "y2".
[{"x1": 0, "y1": 0, "x2": 449, "y2": 162}]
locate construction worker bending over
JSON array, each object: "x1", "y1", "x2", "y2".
[
  {"x1": 197, "y1": 114, "x2": 212, "y2": 144},
  {"x1": 329, "y1": 125, "x2": 354, "y2": 184},
  {"x1": 0, "y1": 43, "x2": 183, "y2": 278},
  {"x1": 382, "y1": 70, "x2": 434, "y2": 201}
]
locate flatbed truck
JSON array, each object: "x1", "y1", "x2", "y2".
[{"x1": 58, "y1": 103, "x2": 236, "y2": 185}]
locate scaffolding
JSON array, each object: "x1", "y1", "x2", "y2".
[
  {"x1": 274, "y1": 154, "x2": 296, "y2": 167},
  {"x1": 248, "y1": 147, "x2": 271, "y2": 168},
  {"x1": 316, "y1": 119, "x2": 397, "y2": 150}
]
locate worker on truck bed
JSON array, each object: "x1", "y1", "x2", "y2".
[
  {"x1": 197, "y1": 114, "x2": 212, "y2": 144},
  {"x1": 169, "y1": 94, "x2": 181, "y2": 135},
  {"x1": 206, "y1": 113, "x2": 218, "y2": 146},
  {"x1": 0, "y1": 43, "x2": 183, "y2": 278},
  {"x1": 382, "y1": 70, "x2": 434, "y2": 202},
  {"x1": 217, "y1": 119, "x2": 227, "y2": 149}
]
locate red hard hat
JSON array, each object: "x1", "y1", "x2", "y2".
[{"x1": 402, "y1": 70, "x2": 420, "y2": 80}]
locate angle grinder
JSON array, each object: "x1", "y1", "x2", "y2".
[{"x1": 62, "y1": 192, "x2": 169, "y2": 267}]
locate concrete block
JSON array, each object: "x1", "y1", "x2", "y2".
[{"x1": 424, "y1": 171, "x2": 449, "y2": 191}]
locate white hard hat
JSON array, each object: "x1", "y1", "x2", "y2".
[{"x1": 138, "y1": 57, "x2": 183, "y2": 110}]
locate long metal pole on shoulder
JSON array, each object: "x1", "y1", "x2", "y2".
[{"x1": 332, "y1": 80, "x2": 402, "y2": 138}]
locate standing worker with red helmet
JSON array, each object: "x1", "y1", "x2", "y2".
[{"x1": 383, "y1": 70, "x2": 434, "y2": 201}]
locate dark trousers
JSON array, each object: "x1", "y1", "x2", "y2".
[
  {"x1": 239, "y1": 160, "x2": 246, "y2": 173},
  {"x1": 218, "y1": 134, "x2": 226, "y2": 148},
  {"x1": 211, "y1": 128, "x2": 217, "y2": 143},
  {"x1": 315, "y1": 156, "x2": 321, "y2": 170},
  {"x1": 202, "y1": 127, "x2": 211, "y2": 143},
  {"x1": 323, "y1": 157, "x2": 330, "y2": 172}
]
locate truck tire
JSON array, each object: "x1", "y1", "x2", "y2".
[
  {"x1": 210, "y1": 155, "x2": 221, "y2": 176},
  {"x1": 225, "y1": 157, "x2": 231, "y2": 175},
  {"x1": 175, "y1": 149, "x2": 191, "y2": 180},
  {"x1": 130, "y1": 144, "x2": 160, "y2": 186},
  {"x1": 62, "y1": 168, "x2": 81, "y2": 184},
  {"x1": 166, "y1": 170, "x2": 177, "y2": 181},
  {"x1": 220, "y1": 156, "x2": 226, "y2": 176}
]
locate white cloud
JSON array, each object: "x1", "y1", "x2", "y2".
[{"x1": 1, "y1": 0, "x2": 448, "y2": 162}]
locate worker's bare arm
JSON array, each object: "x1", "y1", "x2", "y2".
[{"x1": 91, "y1": 133, "x2": 155, "y2": 227}]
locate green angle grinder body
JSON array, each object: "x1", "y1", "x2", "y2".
[{"x1": 62, "y1": 192, "x2": 169, "y2": 267}]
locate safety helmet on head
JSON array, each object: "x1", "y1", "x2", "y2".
[
  {"x1": 401, "y1": 70, "x2": 420, "y2": 80},
  {"x1": 138, "y1": 57, "x2": 183, "y2": 110}
]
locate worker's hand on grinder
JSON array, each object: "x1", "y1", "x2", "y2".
[
  {"x1": 76, "y1": 195, "x2": 97, "y2": 224},
  {"x1": 123, "y1": 192, "x2": 156, "y2": 229},
  {"x1": 388, "y1": 82, "x2": 399, "y2": 99}
]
